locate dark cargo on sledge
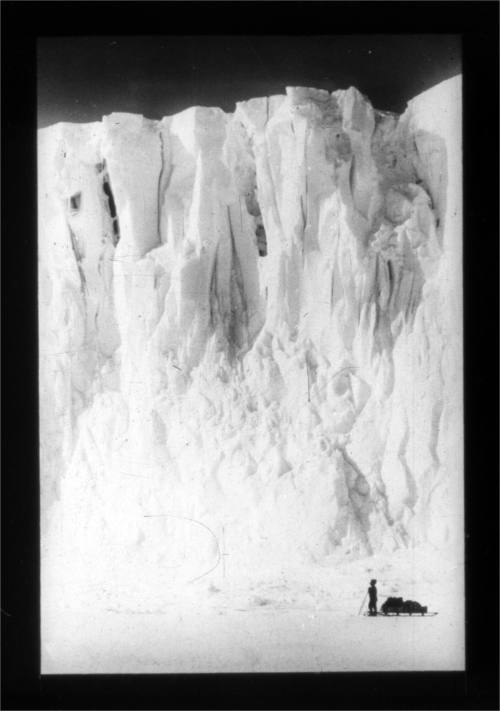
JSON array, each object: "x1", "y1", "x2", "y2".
[{"x1": 380, "y1": 597, "x2": 428, "y2": 615}]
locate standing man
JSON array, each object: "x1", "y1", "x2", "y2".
[{"x1": 368, "y1": 579, "x2": 378, "y2": 616}]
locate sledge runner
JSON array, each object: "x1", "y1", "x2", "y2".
[{"x1": 368, "y1": 579, "x2": 377, "y2": 616}]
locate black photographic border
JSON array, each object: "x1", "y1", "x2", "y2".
[{"x1": 2, "y1": 2, "x2": 498, "y2": 709}]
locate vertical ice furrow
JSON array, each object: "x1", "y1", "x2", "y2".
[
  {"x1": 429, "y1": 398, "x2": 443, "y2": 470},
  {"x1": 209, "y1": 243, "x2": 219, "y2": 331},
  {"x1": 157, "y1": 131, "x2": 166, "y2": 242},
  {"x1": 227, "y1": 209, "x2": 249, "y2": 352},
  {"x1": 397, "y1": 421, "x2": 418, "y2": 511},
  {"x1": 101, "y1": 164, "x2": 120, "y2": 247},
  {"x1": 336, "y1": 445, "x2": 373, "y2": 555},
  {"x1": 67, "y1": 223, "x2": 87, "y2": 299}
]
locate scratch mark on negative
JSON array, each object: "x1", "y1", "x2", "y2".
[{"x1": 143, "y1": 512, "x2": 222, "y2": 583}]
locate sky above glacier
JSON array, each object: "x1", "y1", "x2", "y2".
[{"x1": 37, "y1": 35, "x2": 460, "y2": 128}]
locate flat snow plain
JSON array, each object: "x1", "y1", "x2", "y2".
[{"x1": 42, "y1": 548, "x2": 464, "y2": 673}]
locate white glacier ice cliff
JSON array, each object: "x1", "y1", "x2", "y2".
[{"x1": 39, "y1": 76, "x2": 462, "y2": 610}]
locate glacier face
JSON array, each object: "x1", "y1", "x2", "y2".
[{"x1": 39, "y1": 77, "x2": 462, "y2": 604}]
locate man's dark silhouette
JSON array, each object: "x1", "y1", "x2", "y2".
[{"x1": 368, "y1": 579, "x2": 377, "y2": 616}]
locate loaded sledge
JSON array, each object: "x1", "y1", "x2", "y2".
[{"x1": 365, "y1": 596, "x2": 437, "y2": 616}]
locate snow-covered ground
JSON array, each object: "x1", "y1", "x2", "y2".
[
  {"x1": 42, "y1": 546, "x2": 463, "y2": 673},
  {"x1": 39, "y1": 75, "x2": 463, "y2": 672}
]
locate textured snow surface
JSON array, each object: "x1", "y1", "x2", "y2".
[{"x1": 39, "y1": 76, "x2": 463, "y2": 671}]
